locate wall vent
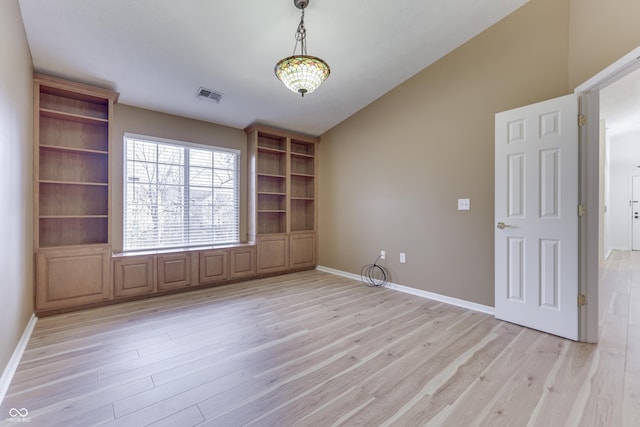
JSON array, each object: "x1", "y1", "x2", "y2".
[{"x1": 196, "y1": 87, "x2": 222, "y2": 103}]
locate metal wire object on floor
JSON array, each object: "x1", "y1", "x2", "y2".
[{"x1": 360, "y1": 255, "x2": 388, "y2": 287}]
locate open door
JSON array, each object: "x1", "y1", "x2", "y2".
[{"x1": 495, "y1": 93, "x2": 579, "y2": 340}]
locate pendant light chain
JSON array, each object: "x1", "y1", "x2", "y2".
[{"x1": 293, "y1": 9, "x2": 307, "y2": 56}]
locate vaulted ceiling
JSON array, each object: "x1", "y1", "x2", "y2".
[{"x1": 18, "y1": 0, "x2": 530, "y2": 136}]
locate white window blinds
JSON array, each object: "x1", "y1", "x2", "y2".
[{"x1": 124, "y1": 134, "x2": 240, "y2": 251}]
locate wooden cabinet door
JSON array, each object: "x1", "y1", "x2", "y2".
[
  {"x1": 229, "y1": 246, "x2": 257, "y2": 279},
  {"x1": 35, "y1": 245, "x2": 111, "y2": 312},
  {"x1": 257, "y1": 235, "x2": 289, "y2": 274},
  {"x1": 290, "y1": 232, "x2": 317, "y2": 270},
  {"x1": 157, "y1": 253, "x2": 191, "y2": 290},
  {"x1": 114, "y1": 255, "x2": 156, "y2": 297},
  {"x1": 198, "y1": 249, "x2": 228, "y2": 285}
]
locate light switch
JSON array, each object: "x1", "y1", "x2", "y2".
[{"x1": 458, "y1": 198, "x2": 470, "y2": 211}]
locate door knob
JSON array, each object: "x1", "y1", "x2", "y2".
[{"x1": 496, "y1": 222, "x2": 512, "y2": 229}]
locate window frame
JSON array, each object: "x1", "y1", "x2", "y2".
[{"x1": 122, "y1": 132, "x2": 241, "y2": 252}]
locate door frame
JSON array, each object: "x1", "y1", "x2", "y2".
[
  {"x1": 576, "y1": 46, "x2": 640, "y2": 343},
  {"x1": 632, "y1": 176, "x2": 640, "y2": 250}
]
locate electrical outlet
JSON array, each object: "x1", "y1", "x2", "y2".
[
  {"x1": 380, "y1": 250, "x2": 386, "y2": 260},
  {"x1": 400, "y1": 252, "x2": 406, "y2": 263}
]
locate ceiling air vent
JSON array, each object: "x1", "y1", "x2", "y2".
[{"x1": 196, "y1": 87, "x2": 222, "y2": 103}]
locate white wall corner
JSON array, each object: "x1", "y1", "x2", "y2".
[
  {"x1": 316, "y1": 266, "x2": 495, "y2": 315},
  {"x1": 0, "y1": 314, "x2": 37, "y2": 406}
]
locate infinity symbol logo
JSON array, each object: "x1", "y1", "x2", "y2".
[{"x1": 9, "y1": 408, "x2": 28, "y2": 418}]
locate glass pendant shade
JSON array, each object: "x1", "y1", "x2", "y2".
[
  {"x1": 275, "y1": 55, "x2": 330, "y2": 96},
  {"x1": 275, "y1": 0, "x2": 329, "y2": 97}
]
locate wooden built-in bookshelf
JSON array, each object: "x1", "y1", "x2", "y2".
[
  {"x1": 246, "y1": 125, "x2": 319, "y2": 273},
  {"x1": 31, "y1": 78, "x2": 320, "y2": 315},
  {"x1": 33, "y1": 74, "x2": 118, "y2": 311},
  {"x1": 34, "y1": 74, "x2": 117, "y2": 249}
]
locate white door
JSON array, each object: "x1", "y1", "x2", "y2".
[
  {"x1": 632, "y1": 176, "x2": 640, "y2": 250},
  {"x1": 495, "y1": 93, "x2": 579, "y2": 340}
]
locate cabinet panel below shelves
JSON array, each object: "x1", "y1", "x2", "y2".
[
  {"x1": 229, "y1": 246, "x2": 257, "y2": 278},
  {"x1": 199, "y1": 249, "x2": 228, "y2": 284},
  {"x1": 257, "y1": 235, "x2": 289, "y2": 274},
  {"x1": 290, "y1": 233, "x2": 317, "y2": 269},
  {"x1": 114, "y1": 256, "x2": 156, "y2": 297},
  {"x1": 35, "y1": 246, "x2": 111, "y2": 311},
  {"x1": 157, "y1": 253, "x2": 191, "y2": 290}
]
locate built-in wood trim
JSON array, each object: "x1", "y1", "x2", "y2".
[
  {"x1": 290, "y1": 232, "x2": 317, "y2": 270},
  {"x1": 113, "y1": 255, "x2": 156, "y2": 297},
  {"x1": 246, "y1": 125, "x2": 319, "y2": 279},
  {"x1": 32, "y1": 79, "x2": 41, "y2": 249},
  {"x1": 244, "y1": 124, "x2": 319, "y2": 144},
  {"x1": 257, "y1": 234, "x2": 290, "y2": 274},
  {"x1": 33, "y1": 73, "x2": 119, "y2": 103},
  {"x1": 157, "y1": 252, "x2": 191, "y2": 290},
  {"x1": 247, "y1": 130, "x2": 257, "y2": 243},
  {"x1": 229, "y1": 246, "x2": 257, "y2": 279},
  {"x1": 198, "y1": 249, "x2": 229, "y2": 285},
  {"x1": 35, "y1": 245, "x2": 112, "y2": 312}
]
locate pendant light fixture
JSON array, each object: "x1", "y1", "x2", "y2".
[{"x1": 275, "y1": 0, "x2": 330, "y2": 97}]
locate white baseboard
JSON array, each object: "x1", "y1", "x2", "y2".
[
  {"x1": 0, "y1": 313, "x2": 37, "y2": 406},
  {"x1": 316, "y1": 265, "x2": 495, "y2": 315}
]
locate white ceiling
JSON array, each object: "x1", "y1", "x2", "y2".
[{"x1": 18, "y1": 0, "x2": 528, "y2": 136}]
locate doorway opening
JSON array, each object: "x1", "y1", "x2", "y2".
[
  {"x1": 577, "y1": 47, "x2": 640, "y2": 342},
  {"x1": 599, "y1": 68, "x2": 640, "y2": 255}
]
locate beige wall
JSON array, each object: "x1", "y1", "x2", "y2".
[
  {"x1": 111, "y1": 105, "x2": 247, "y2": 252},
  {"x1": 0, "y1": 1, "x2": 34, "y2": 373},
  {"x1": 568, "y1": 0, "x2": 640, "y2": 88},
  {"x1": 319, "y1": 0, "x2": 640, "y2": 306}
]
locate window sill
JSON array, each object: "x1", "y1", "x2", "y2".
[{"x1": 113, "y1": 242, "x2": 255, "y2": 258}]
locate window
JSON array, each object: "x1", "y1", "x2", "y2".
[{"x1": 124, "y1": 134, "x2": 239, "y2": 251}]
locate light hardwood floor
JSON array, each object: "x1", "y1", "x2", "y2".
[{"x1": 1, "y1": 251, "x2": 638, "y2": 426}]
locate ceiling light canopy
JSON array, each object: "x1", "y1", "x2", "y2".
[{"x1": 275, "y1": 0, "x2": 330, "y2": 97}]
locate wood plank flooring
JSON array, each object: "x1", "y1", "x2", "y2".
[{"x1": 0, "y1": 250, "x2": 638, "y2": 426}]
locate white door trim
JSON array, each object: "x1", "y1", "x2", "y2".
[
  {"x1": 575, "y1": 46, "x2": 640, "y2": 343},
  {"x1": 632, "y1": 176, "x2": 640, "y2": 250}
]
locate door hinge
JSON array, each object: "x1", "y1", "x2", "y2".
[
  {"x1": 578, "y1": 294, "x2": 587, "y2": 306},
  {"x1": 578, "y1": 114, "x2": 587, "y2": 127},
  {"x1": 578, "y1": 204, "x2": 586, "y2": 217}
]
